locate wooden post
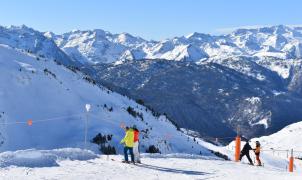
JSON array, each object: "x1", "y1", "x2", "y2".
[
  {"x1": 289, "y1": 149, "x2": 294, "y2": 172},
  {"x1": 235, "y1": 136, "x2": 241, "y2": 162}
]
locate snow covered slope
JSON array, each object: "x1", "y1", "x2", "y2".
[
  {"x1": 0, "y1": 44, "x2": 210, "y2": 155},
  {"x1": 0, "y1": 151, "x2": 301, "y2": 180},
  {"x1": 252, "y1": 121, "x2": 302, "y2": 151}
]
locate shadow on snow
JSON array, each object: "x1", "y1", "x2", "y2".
[{"x1": 137, "y1": 163, "x2": 211, "y2": 176}]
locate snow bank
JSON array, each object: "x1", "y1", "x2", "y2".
[{"x1": 0, "y1": 148, "x2": 97, "y2": 168}]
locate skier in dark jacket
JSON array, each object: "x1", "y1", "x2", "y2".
[{"x1": 239, "y1": 140, "x2": 254, "y2": 165}]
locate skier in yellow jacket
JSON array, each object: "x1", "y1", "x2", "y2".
[{"x1": 120, "y1": 127, "x2": 135, "y2": 163}]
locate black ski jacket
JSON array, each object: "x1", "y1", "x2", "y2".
[{"x1": 241, "y1": 142, "x2": 252, "y2": 154}]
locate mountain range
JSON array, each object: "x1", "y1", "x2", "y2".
[
  {"x1": 1, "y1": 24, "x2": 302, "y2": 140},
  {"x1": 46, "y1": 24, "x2": 302, "y2": 64}
]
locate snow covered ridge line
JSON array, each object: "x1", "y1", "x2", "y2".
[
  {"x1": 44, "y1": 24, "x2": 302, "y2": 64},
  {"x1": 3, "y1": 24, "x2": 302, "y2": 65}
]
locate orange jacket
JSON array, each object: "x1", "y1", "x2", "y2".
[
  {"x1": 134, "y1": 129, "x2": 139, "y2": 142},
  {"x1": 254, "y1": 146, "x2": 261, "y2": 155}
]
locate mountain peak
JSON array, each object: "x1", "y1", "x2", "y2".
[{"x1": 186, "y1": 32, "x2": 212, "y2": 39}]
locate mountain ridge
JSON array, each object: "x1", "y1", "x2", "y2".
[{"x1": 43, "y1": 24, "x2": 302, "y2": 65}]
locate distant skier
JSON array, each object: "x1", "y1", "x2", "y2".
[
  {"x1": 239, "y1": 139, "x2": 254, "y2": 165},
  {"x1": 133, "y1": 125, "x2": 141, "y2": 163},
  {"x1": 120, "y1": 127, "x2": 135, "y2": 164},
  {"x1": 253, "y1": 141, "x2": 262, "y2": 166}
]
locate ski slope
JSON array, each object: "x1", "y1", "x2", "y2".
[
  {"x1": 0, "y1": 149, "x2": 301, "y2": 180},
  {"x1": 252, "y1": 121, "x2": 302, "y2": 151},
  {"x1": 193, "y1": 120, "x2": 302, "y2": 174}
]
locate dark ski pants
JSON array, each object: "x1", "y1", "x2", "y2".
[
  {"x1": 124, "y1": 146, "x2": 134, "y2": 162},
  {"x1": 239, "y1": 152, "x2": 253, "y2": 165}
]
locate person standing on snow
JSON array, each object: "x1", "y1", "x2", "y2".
[
  {"x1": 120, "y1": 127, "x2": 135, "y2": 163},
  {"x1": 239, "y1": 140, "x2": 254, "y2": 165},
  {"x1": 133, "y1": 125, "x2": 141, "y2": 163},
  {"x1": 253, "y1": 141, "x2": 262, "y2": 166}
]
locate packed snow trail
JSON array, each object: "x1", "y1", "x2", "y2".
[{"x1": 0, "y1": 152, "x2": 301, "y2": 180}]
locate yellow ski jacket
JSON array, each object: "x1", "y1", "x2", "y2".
[{"x1": 120, "y1": 129, "x2": 134, "y2": 147}]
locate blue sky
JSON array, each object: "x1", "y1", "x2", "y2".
[{"x1": 0, "y1": 0, "x2": 301, "y2": 40}]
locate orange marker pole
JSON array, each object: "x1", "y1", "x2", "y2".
[
  {"x1": 235, "y1": 136, "x2": 241, "y2": 162},
  {"x1": 289, "y1": 149, "x2": 294, "y2": 172},
  {"x1": 27, "y1": 119, "x2": 33, "y2": 126}
]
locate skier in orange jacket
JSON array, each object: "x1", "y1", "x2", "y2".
[
  {"x1": 253, "y1": 141, "x2": 262, "y2": 166},
  {"x1": 133, "y1": 125, "x2": 141, "y2": 163}
]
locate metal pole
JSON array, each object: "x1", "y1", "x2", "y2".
[
  {"x1": 84, "y1": 112, "x2": 88, "y2": 149},
  {"x1": 287, "y1": 150, "x2": 289, "y2": 158},
  {"x1": 84, "y1": 104, "x2": 91, "y2": 150}
]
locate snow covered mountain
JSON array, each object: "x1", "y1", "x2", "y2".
[
  {"x1": 1, "y1": 23, "x2": 302, "y2": 179},
  {"x1": 46, "y1": 29, "x2": 152, "y2": 64},
  {"x1": 0, "y1": 44, "x2": 211, "y2": 155},
  {"x1": 47, "y1": 25, "x2": 302, "y2": 65},
  {"x1": 0, "y1": 25, "x2": 79, "y2": 67},
  {"x1": 1, "y1": 24, "x2": 302, "y2": 140},
  {"x1": 47, "y1": 25, "x2": 302, "y2": 94}
]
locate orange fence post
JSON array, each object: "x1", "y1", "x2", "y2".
[
  {"x1": 289, "y1": 149, "x2": 294, "y2": 172},
  {"x1": 235, "y1": 136, "x2": 241, "y2": 162},
  {"x1": 27, "y1": 119, "x2": 33, "y2": 126}
]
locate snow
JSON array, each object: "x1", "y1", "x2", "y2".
[
  {"x1": 41, "y1": 24, "x2": 302, "y2": 65},
  {"x1": 254, "y1": 51, "x2": 287, "y2": 59},
  {"x1": 0, "y1": 101, "x2": 301, "y2": 179},
  {"x1": 245, "y1": 97, "x2": 261, "y2": 104},
  {"x1": 0, "y1": 148, "x2": 97, "y2": 168},
  {"x1": 3, "y1": 25, "x2": 302, "y2": 83},
  {"x1": 1, "y1": 24, "x2": 302, "y2": 179},
  {"x1": 16, "y1": 61, "x2": 36, "y2": 72},
  {"x1": 252, "y1": 121, "x2": 302, "y2": 152},
  {"x1": 254, "y1": 118, "x2": 269, "y2": 129},
  {"x1": 0, "y1": 44, "x2": 211, "y2": 155},
  {"x1": 272, "y1": 90, "x2": 286, "y2": 96},
  {"x1": 0, "y1": 152, "x2": 301, "y2": 179}
]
